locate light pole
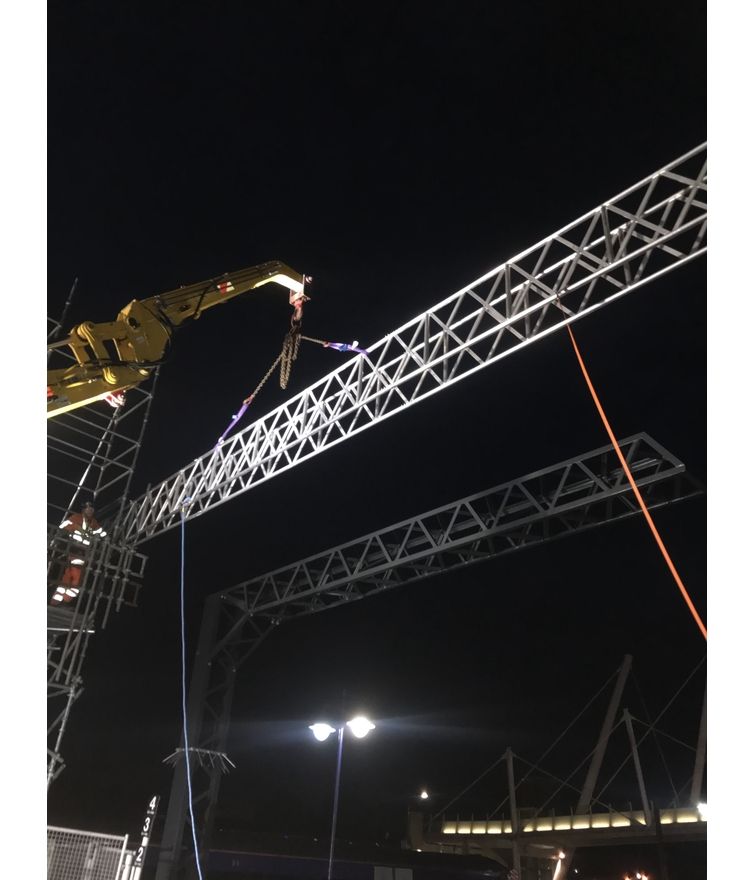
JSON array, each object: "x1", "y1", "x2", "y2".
[{"x1": 309, "y1": 716, "x2": 375, "y2": 880}]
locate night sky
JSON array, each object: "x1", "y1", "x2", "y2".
[{"x1": 43, "y1": 3, "x2": 710, "y2": 877}]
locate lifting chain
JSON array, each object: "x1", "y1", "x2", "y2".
[{"x1": 279, "y1": 324, "x2": 301, "y2": 390}]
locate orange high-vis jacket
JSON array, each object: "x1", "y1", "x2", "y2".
[{"x1": 60, "y1": 512, "x2": 106, "y2": 541}]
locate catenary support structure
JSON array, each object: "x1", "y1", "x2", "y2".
[{"x1": 154, "y1": 433, "x2": 702, "y2": 878}]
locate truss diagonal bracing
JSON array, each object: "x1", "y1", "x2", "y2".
[
  {"x1": 120, "y1": 144, "x2": 707, "y2": 545},
  {"x1": 218, "y1": 433, "x2": 700, "y2": 620}
]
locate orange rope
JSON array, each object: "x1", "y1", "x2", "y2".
[{"x1": 562, "y1": 321, "x2": 707, "y2": 640}]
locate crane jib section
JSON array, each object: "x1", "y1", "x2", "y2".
[{"x1": 117, "y1": 144, "x2": 707, "y2": 545}]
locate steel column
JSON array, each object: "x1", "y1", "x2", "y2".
[
  {"x1": 505, "y1": 748, "x2": 521, "y2": 879},
  {"x1": 156, "y1": 595, "x2": 274, "y2": 879},
  {"x1": 560, "y1": 655, "x2": 633, "y2": 877},
  {"x1": 155, "y1": 594, "x2": 223, "y2": 879},
  {"x1": 690, "y1": 682, "x2": 707, "y2": 805},
  {"x1": 623, "y1": 708, "x2": 652, "y2": 826}
]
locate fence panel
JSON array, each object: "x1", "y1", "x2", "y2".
[{"x1": 47, "y1": 826, "x2": 131, "y2": 880}]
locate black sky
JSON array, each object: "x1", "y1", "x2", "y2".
[{"x1": 46, "y1": 2, "x2": 707, "y2": 876}]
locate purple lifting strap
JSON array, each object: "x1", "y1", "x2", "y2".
[
  {"x1": 215, "y1": 400, "x2": 251, "y2": 448},
  {"x1": 324, "y1": 341, "x2": 368, "y2": 355}
]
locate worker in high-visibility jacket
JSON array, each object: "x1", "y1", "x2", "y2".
[{"x1": 51, "y1": 500, "x2": 107, "y2": 605}]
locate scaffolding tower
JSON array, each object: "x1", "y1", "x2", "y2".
[{"x1": 46, "y1": 307, "x2": 156, "y2": 786}]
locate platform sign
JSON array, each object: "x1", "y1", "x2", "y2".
[{"x1": 132, "y1": 794, "x2": 159, "y2": 876}]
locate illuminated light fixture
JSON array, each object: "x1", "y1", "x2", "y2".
[
  {"x1": 309, "y1": 716, "x2": 376, "y2": 742},
  {"x1": 697, "y1": 801, "x2": 708, "y2": 820},
  {"x1": 309, "y1": 723, "x2": 336, "y2": 742},
  {"x1": 558, "y1": 851, "x2": 565, "y2": 859},
  {"x1": 309, "y1": 716, "x2": 375, "y2": 880},
  {"x1": 346, "y1": 716, "x2": 375, "y2": 738},
  {"x1": 420, "y1": 790, "x2": 429, "y2": 800}
]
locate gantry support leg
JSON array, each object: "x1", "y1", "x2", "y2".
[{"x1": 155, "y1": 595, "x2": 223, "y2": 880}]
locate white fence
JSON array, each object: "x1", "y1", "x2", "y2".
[{"x1": 47, "y1": 826, "x2": 132, "y2": 880}]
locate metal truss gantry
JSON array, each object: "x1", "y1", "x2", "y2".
[
  {"x1": 154, "y1": 433, "x2": 702, "y2": 878},
  {"x1": 47, "y1": 363, "x2": 157, "y2": 785},
  {"x1": 119, "y1": 143, "x2": 706, "y2": 545}
]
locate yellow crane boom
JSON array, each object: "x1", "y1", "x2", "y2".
[{"x1": 47, "y1": 261, "x2": 307, "y2": 418}]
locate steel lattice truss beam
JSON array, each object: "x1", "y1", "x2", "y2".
[
  {"x1": 119, "y1": 144, "x2": 707, "y2": 546},
  {"x1": 217, "y1": 433, "x2": 700, "y2": 622}
]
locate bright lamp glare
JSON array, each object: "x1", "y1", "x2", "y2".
[
  {"x1": 309, "y1": 723, "x2": 336, "y2": 742},
  {"x1": 346, "y1": 716, "x2": 375, "y2": 738},
  {"x1": 420, "y1": 790, "x2": 429, "y2": 800},
  {"x1": 697, "y1": 801, "x2": 708, "y2": 819}
]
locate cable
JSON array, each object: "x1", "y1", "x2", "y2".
[
  {"x1": 630, "y1": 669, "x2": 680, "y2": 802},
  {"x1": 592, "y1": 656, "x2": 706, "y2": 804},
  {"x1": 430, "y1": 755, "x2": 506, "y2": 822},
  {"x1": 531, "y1": 716, "x2": 626, "y2": 817},
  {"x1": 560, "y1": 314, "x2": 706, "y2": 640},
  {"x1": 214, "y1": 350, "x2": 284, "y2": 448},
  {"x1": 180, "y1": 505, "x2": 204, "y2": 880},
  {"x1": 487, "y1": 664, "x2": 620, "y2": 816}
]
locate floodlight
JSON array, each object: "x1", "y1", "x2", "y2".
[
  {"x1": 309, "y1": 723, "x2": 336, "y2": 742},
  {"x1": 346, "y1": 716, "x2": 375, "y2": 738}
]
